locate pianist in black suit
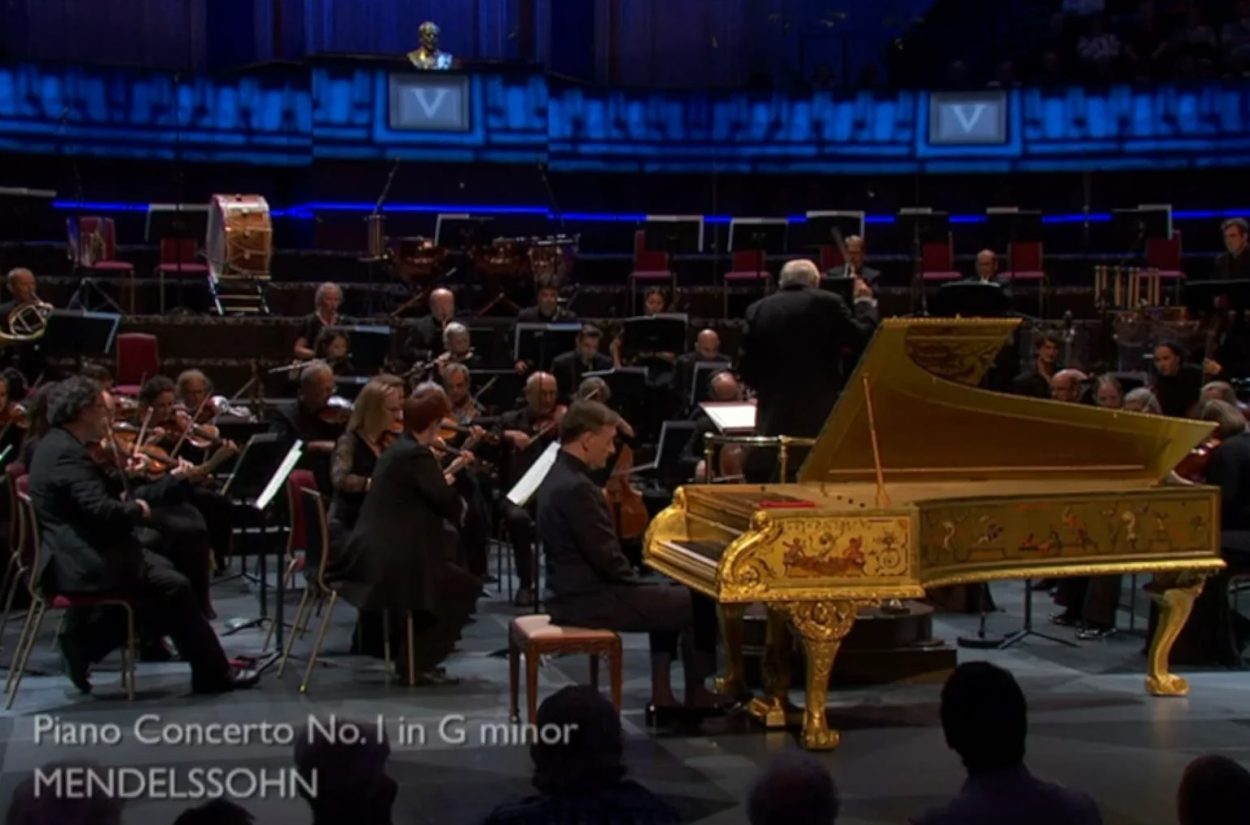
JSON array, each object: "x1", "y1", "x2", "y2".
[
  {"x1": 740, "y1": 259, "x2": 877, "y2": 481},
  {"x1": 536, "y1": 400, "x2": 721, "y2": 719},
  {"x1": 550, "y1": 324, "x2": 612, "y2": 401},
  {"x1": 1215, "y1": 218, "x2": 1250, "y2": 280}
]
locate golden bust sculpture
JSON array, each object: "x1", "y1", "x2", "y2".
[{"x1": 407, "y1": 21, "x2": 453, "y2": 70}]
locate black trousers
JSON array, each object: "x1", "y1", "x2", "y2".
[
  {"x1": 1055, "y1": 575, "x2": 1121, "y2": 628},
  {"x1": 188, "y1": 486, "x2": 234, "y2": 568},
  {"x1": 455, "y1": 474, "x2": 489, "y2": 578},
  {"x1": 62, "y1": 550, "x2": 231, "y2": 684},
  {"x1": 549, "y1": 583, "x2": 719, "y2": 682},
  {"x1": 502, "y1": 501, "x2": 536, "y2": 589},
  {"x1": 147, "y1": 502, "x2": 213, "y2": 617}
]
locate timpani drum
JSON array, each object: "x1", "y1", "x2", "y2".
[{"x1": 206, "y1": 194, "x2": 272, "y2": 281}]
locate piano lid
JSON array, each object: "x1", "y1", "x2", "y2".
[{"x1": 798, "y1": 318, "x2": 1216, "y2": 485}]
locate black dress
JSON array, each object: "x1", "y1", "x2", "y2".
[{"x1": 329, "y1": 432, "x2": 479, "y2": 673}]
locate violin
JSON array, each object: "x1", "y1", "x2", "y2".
[
  {"x1": 378, "y1": 419, "x2": 403, "y2": 452},
  {"x1": 319, "y1": 396, "x2": 352, "y2": 425},
  {"x1": 529, "y1": 404, "x2": 567, "y2": 442},
  {"x1": 1176, "y1": 436, "x2": 1222, "y2": 483}
]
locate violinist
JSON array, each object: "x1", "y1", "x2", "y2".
[
  {"x1": 80, "y1": 362, "x2": 115, "y2": 392},
  {"x1": 498, "y1": 371, "x2": 564, "y2": 607},
  {"x1": 327, "y1": 375, "x2": 405, "y2": 569},
  {"x1": 551, "y1": 324, "x2": 612, "y2": 401},
  {"x1": 176, "y1": 368, "x2": 253, "y2": 423},
  {"x1": 269, "y1": 361, "x2": 347, "y2": 494},
  {"x1": 674, "y1": 328, "x2": 726, "y2": 412},
  {"x1": 18, "y1": 380, "x2": 53, "y2": 468},
  {"x1": 442, "y1": 362, "x2": 481, "y2": 425},
  {"x1": 435, "y1": 322, "x2": 482, "y2": 373},
  {"x1": 437, "y1": 363, "x2": 492, "y2": 579},
  {"x1": 329, "y1": 384, "x2": 481, "y2": 685},
  {"x1": 294, "y1": 282, "x2": 344, "y2": 361}
]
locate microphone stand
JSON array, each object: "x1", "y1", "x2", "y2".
[{"x1": 365, "y1": 159, "x2": 401, "y2": 317}]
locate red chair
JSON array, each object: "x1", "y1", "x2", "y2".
[
  {"x1": 920, "y1": 236, "x2": 962, "y2": 283},
  {"x1": 6, "y1": 491, "x2": 138, "y2": 706},
  {"x1": 722, "y1": 249, "x2": 772, "y2": 314},
  {"x1": 628, "y1": 230, "x2": 674, "y2": 314},
  {"x1": 68, "y1": 216, "x2": 136, "y2": 311},
  {"x1": 1003, "y1": 240, "x2": 1048, "y2": 315},
  {"x1": 1145, "y1": 230, "x2": 1186, "y2": 303},
  {"x1": 114, "y1": 333, "x2": 160, "y2": 396},
  {"x1": 155, "y1": 237, "x2": 209, "y2": 312},
  {"x1": 262, "y1": 468, "x2": 318, "y2": 653}
]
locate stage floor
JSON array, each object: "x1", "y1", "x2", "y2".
[{"x1": 0, "y1": 564, "x2": 1245, "y2": 824}]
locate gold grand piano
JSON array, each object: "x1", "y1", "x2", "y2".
[{"x1": 645, "y1": 318, "x2": 1225, "y2": 749}]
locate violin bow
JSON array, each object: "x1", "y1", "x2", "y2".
[{"x1": 169, "y1": 395, "x2": 214, "y2": 460}]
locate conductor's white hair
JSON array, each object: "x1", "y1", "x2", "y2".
[{"x1": 778, "y1": 259, "x2": 820, "y2": 288}]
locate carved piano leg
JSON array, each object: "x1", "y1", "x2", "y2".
[
  {"x1": 747, "y1": 608, "x2": 796, "y2": 728},
  {"x1": 714, "y1": 603, "x2": 747, "y2": 699},
  {"x1": 782, "y1": 600, "x2": 862, "y2": 751},
  {"x1": 1145, "y1": 572, "x2": 1207, "y2": 697}
]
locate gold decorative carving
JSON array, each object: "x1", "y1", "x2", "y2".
[{"x1": 777, "y1": 599, "x2": 871, "y2": 750}]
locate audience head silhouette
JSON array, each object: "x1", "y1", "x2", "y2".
[
  {"x1": 171, "y1": 799, "x2": 254, "y2": 825},
  {"x1": 1177, "y1": 754, "x2": 1250, "y2": 825},
  {"x1": 940, "y1": 661, "x2": 1027, "y2": 774},
  {"x1": 531, "y1": 685, "x2": 625, "y2": 795},
  {"x1": 294, "y1": 718, "x2": 396, "y2": 825},
  {"x1": 5, "y1": 761, "x2": 123, "y2": 825},
  {"x1": 748, "y1": 748, "x2": 839, "y2": 825}
]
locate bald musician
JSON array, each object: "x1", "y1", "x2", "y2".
[
  {"x1": 269, "y1": 361, "x2": 346, "y2": 493},
  {"x1": 675, "y1": 328, "x2": 727, "y2": 410},
  {"x1": 1049, "y1": 369, "x2": 1088, "y2": 403},
  {"x1": 406, "y1": 288, "x2": 457, "y2": 364}
]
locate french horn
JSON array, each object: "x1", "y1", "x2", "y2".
[{"x1": 0, "y1": 301, "x2": 53, "y2": 345}]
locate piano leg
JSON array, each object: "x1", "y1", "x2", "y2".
[
  {"x1": 747, "y1": 609, "x2": 797, "y2": 728},
  {"x1": 780, "y1": 600, "x2": 866, "y2": 751},
  {"x1": 714, "y1": 603, "x2": 747, "y2": 699},
  {"x1": 1145, "y1": 572, "x2": 1208, "y2": 697}
]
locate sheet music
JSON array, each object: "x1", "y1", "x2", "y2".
[
  {"x1": 256, "y1": 441, "x2": 303, "y2": 511},
  {"x1": 506, "y1": 442, "x2": 560, "y2": 507},
  {"x1": 699, "y1": 401, "x2": 757, "y2": 433}
]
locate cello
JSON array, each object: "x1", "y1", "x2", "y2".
[{"x1": 604, "y1": 443, "x2": 648, "y2": 540}]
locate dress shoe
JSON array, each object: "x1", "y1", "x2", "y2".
[
  {"x1": 57, "y1": 634, "x2": 92, "y2": 695},
  {"x1": 1050, "y1": 611, "x2": 1081, "y2": 627},
  {"x1": 1077, "y1": 625, "x2": 1117, "y2": 641},
  {"x1": 191, "y1": 665, "x2": 260, "y2": 695}
]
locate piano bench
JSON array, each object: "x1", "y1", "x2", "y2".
[{"x1": 508, "y1": 614, "x2": 622, "y2": 724}]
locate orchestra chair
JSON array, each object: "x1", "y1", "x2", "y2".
[
  {"x1": 67, "y1": 216, "x2": 136, "y2": 311},
  {"x1": 6, "y1": 491, "x2": 137, "y2": 707},
  {"x1": 509, "y1": 614, "x2": 622, "y2": 724},
  {"x1": 155, "y1": 237, "x2": 209, "y2": 313},
  {"x1": 114, "y1": 333, "x2": 160, "y2": 397},
  {"x1": 1145, "y1": 230, "x2": 1186, "y2": 304},
  {"x1": 0, "y1": 465, "x2": 27, "y2": 646},
  {"x1": 262, "y1": 468, "x2": 317, "y2": 653},
  {"x1": 1003, "y1": 240, "x2": 1048, "y2": 316},
  {"x1": 722, "y1": 249, "x2": 772, "y2": 316},
  {"x1": 628, "y1": 229, "x2": 674, "y2": 315},
  {"x1": 818, "y1": 244, "x2": 843, "y2": 273},
  {"x1": 920, "y1": 235, "x2": 962, "y2": 284}
]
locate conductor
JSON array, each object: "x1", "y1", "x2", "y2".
[{"x1": 739, "y1": 259, "x2": 877, "y2": 481}]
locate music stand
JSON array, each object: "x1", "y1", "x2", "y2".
[
  {"x1": 985, "y1": 207, "x2": 1042, "y2": 248},
  {"x1": 467, "y1": 325, "x2": 497, "y2": 365},
  {"x1": 620, "y1": 314, "x2": 687, "y2": 360},
  {"x1": 328, "y1": 323, "x2": 391, "y2": 374},
  {"x1": 729, "y1": 219, "x2": 788, "y2": 259},
  {"x1": 633, "y1": 420, "x2": 698, "y2": 489},
  {"x1": 932, "y1": 281, "x2": 1011, "y2": 317},
  {"x1": 897, "y1": 208, "x2": 951, "y2": 314},
  {"x1": 514, "y1": 322, "x2": 581, "y2": 372},
  {"x1": 801, "y1": 210, "x2": 865, "y2": 263},
  {"x1": 41, "y1": 310, "x2": 120, "y2": 359},
  {"x1": 434, "y1": 214, "x2": 494, "y2": 249},
  {"x1": 334, "y1": 375, "x2": 370, "y2": 401},
  {"x1": 690, "y1": 360, "x2": 733, "y2": 408},
  {"x1": 219, "y1": 435, "x2": 302, "y2": 653}
]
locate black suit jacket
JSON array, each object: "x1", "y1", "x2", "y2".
[
  {"x1": 537, "y1": 451, "x2": 638, "y2": 619},
  {"x1": 824, "y1": 264, "x2": 881, "y2": 284},
  {"x1": 1215, "y1": 249, "x2": 1250, "y2": 280},
  {"x1": 550, "y1": 350, "x2": 612, "y2": 400},
  {"x1": 739, "y1": 284, "x2": 877, "y2": 439},
  {"x1": 334, "y1": 433, "x2": 464, "y2": 612},
  {"x1": 29, "y1": 427, "x2": 147, "y2": 593},
  {"x1": 404, "y1": 314, "x2": 448, "y2": 362},
  {"x1": 1205, "y1": 431, "x2": 1250, "y2": 533}
]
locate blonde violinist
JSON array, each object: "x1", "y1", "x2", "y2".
[{"x1": 327, "y1": 374, "x2": 406, "y2": 566}]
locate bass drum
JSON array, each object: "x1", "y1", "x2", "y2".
[{"x1": 206, "y1": 194, "x2": 272, "y2": 281}]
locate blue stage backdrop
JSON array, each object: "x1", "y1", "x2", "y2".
[{"x1": 1, "y1": 58, "x2": 1248, "y2": 174}]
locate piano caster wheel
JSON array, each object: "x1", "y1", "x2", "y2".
[
  {"x1": 801, "y1": 725, "x2": 841, "y2": 750},
  {"x1": 1146, "y1": 673, "x2": 1190, "y2": 696}
]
